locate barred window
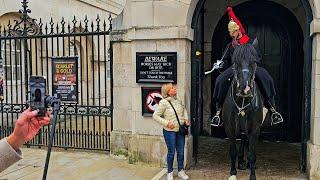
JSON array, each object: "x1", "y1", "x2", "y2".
[{"x1": 1, "y1": 41, "x2": 22, "y2": 81}]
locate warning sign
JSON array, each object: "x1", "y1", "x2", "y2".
[
  {"x1": 142, "y1": 87, "x2": 163, "y2": 116},
  {"x1": 146, "y1": 91, "x2": 163, "y2": 112}
]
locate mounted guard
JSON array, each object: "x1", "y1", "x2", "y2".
[{"x1": 209, "y1": 7, "x2": 283, "y2": 127}]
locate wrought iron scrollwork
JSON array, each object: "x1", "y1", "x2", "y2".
[
  {"x1": 11, "y1": 0, "x2": 40, "y2": 36},
  {"x1": 77, "y1": 107, "x2": 87, "y2": 115},
  {"x1": 0, "y1": 0, "x2": 114, "y2": 151},
  {"x1": 56, "y1": 105, "x2": 112, "y2": 116},
  {"x1": 101, "y1": 107, "x2": 111, "y2": 116},
  {"x1": 0, "y1": 104, "x2": 27, "y2": 113},
  {"x1": 1, "y1": 0, "x2": 114, "y2": 37}
]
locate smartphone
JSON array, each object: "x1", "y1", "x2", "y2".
[{"x1": 30, "y1": 76, "x2": 47, "y2": 116}]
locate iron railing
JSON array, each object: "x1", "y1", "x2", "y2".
[{"x1": 0, "y1": 0, "x2": 113, "y2": 151}]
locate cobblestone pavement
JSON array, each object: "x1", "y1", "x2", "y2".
[
  {"x1": 0, "y1": 137, "x2": 308, "y2": 180},
  {"x1": 161, "y1": 136, "x2": 307, "y2": 180},
  {"x1": 0, "y1": 148, "x2": 161, "y2": 180}
]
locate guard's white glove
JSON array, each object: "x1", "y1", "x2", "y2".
[
  {"x1": 214, "y1": 60, "x2": 224, "y2": 69},
  {"x1": 204, "y1": 60, "x2": 224, "y2": 75}
]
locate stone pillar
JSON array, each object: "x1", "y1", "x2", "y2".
[
  {"x1": 109, "y1": 0, "x2": 196, "y2": 168},
  {"x1": 308, "y1": 18, "x2": 320, "y2": 180},
  {"x1": 110, "y1": 25, "x2": 194, "y2": 167}
]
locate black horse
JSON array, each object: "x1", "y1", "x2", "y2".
[{"x1": 222, "y1": 43, "x2": 264, "y2": 180}]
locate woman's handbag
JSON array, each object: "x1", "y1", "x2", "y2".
[{"x1": 167, "y1": 100, "x2": 188, "y2": 136}]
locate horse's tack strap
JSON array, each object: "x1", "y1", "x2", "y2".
[{"x1": 230, "y1": 80, "x2": 257, "y2": 115}]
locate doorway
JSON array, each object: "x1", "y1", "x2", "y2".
[{"x1": 210, "y1": 1, "x2": 304, "y2": 142}]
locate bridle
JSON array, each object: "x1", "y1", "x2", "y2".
[
  {"x1": 232, "y1": 63, "x2": 256, "y2": 89},
  {"x1": 231, "y1": 63, "x2": 257, "y2": 116}
]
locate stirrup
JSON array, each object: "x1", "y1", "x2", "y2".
[
  {"x1": 271, "y1": 111, "x2": 283, "y2": 126},
  {"x1": 210, "y1": 115, "x2": 221, "y2": 127}
]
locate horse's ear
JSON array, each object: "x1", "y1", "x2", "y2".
[{"x1": 252, "y1": 37, "x2": 259, "y2": 50}]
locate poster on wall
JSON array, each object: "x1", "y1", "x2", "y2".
[
  {"x1": 141, "y1": 87, "x2": 163, "y2": 116},
  {"x1": 52, "y1": 56, "x2": 78, "y2": 103},
  {"x1": 0, "y1": 58, "x2": 3, "y2": 101},
  {"x1": 136, "y1": 52, "x2": 177, "y2": 83}
]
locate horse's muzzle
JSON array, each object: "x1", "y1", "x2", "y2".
[{"x1": 237, "y1": 85, "x2": 253, "y2": 97}]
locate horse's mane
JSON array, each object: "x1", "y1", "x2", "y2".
[{"x1": 232, "y1": 44, "x2": 261, "y2": 64}]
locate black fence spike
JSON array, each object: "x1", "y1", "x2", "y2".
[
  {"x1": 72, "y1": 16, "x2": 77, "y2": 32},
  {"x1": 96, "y1": 14, "x2": 101, "y2": 32},
  {"x1": 2, "y1": 26, "x2": 6, "y2": 36},
  {"x1": 79, "y1": 21, "x2": 82, "y2": 31},
  {"x1": 39, "y1": 18, "x2": 43, "y2": 35},
  {"x1": 7, "y1": 20, "x2": 12, "y2": 29},
  {"x1": 103, "y1": 20, "x2": 106, "y2": 31},
  {"x1": 7, "y1": 20, "x2": 12, "y2": 36},
  {"x1": 108, "y1": 13, "x2": 112, "y2": 31},
  {"x1": 72, "y1": 15, "x2": 77, "y2": 23},
  {"x1": 45, "y1": 23, "x2": 48, "y2": 34},
  {"x1": 50, "y1": 18, "x2": 54, "y2": 34},
  {"x1": 84, "y1": 16, "x2": 89, "y2": 32},
  {"x1": 61, "y1": 17, "x2": 65, "y2": 34},
  {"x1": 56, "y1": 22, "x2": 59, "y2": 34},
  {"x1": 68, "y1": 23, "x2": 71, "y2": 33},
  {"x1": 91, "y1": 21, "x2": 94, "y2": 32}
]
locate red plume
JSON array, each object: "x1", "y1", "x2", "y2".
[{"x1": 227, "y1": 7, "x2": 246, "y2": 34}]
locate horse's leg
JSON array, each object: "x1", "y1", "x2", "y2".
[
  {"x1": 229, "y1": 138, "x2": 238, "y2": 176},
  {"x1": 245, "y1": 136, "x2": 249, "y2": 169},
  {"x1": 238, "y1": 133, "x2": 247, "y2": 170},
  {"x1": 248, "y1": 132, "x2": 258, "y2": 180}
]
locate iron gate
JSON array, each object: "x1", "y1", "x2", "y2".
[{"x1": 0, "y1": 0, "x2": 113, "y2": 151}]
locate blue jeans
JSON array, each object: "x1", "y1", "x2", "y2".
[{"x1": 163, "y1": 129, "x2": 185, "y2": 173}]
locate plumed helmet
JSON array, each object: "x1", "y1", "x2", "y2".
[
  {"x1": 227, "y1": 7, "x2": 245, "y2": 34},
  {"x1": 228, "y1": 20, "x2": 240, "y2": 33}
]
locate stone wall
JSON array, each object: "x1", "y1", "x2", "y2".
[
  {"x1": 308, "y1": 18, "x2": 320, "y2": 180},
  {"x1": 111, "y1": 131, "x2": 193, "y2": 168},
  {"x1": 109, "y1": 0, "x2": 195, "y2": 168},
  {"x1": 110, "y1": 22, "x2": 193, "y2": 166},
  {"x1": 0, "y1": 0, "x2": 123, "y2": 25}
]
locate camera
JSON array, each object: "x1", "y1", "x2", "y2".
[{"x1": 30, "y1": 76, "x2": 47, "y2": 116}]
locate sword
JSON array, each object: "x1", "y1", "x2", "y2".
[{"x1": 204, "y1": 45, "x2": 229, "y2": 75}]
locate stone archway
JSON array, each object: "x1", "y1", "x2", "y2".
[{"x1": 188, "y1": 0, "x2": 320, "y2": 178}]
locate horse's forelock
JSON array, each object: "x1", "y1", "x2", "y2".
[{"x1": 232, "y1": 44, "x2": 260, "y2": 65}]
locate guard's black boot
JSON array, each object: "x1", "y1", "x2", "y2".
[
  {"x1": 266, "y1": 100, "x2": 283, "y2": 126},
  {"x1": 210, "y1": 103, "x2": 221, "y2": 127}
]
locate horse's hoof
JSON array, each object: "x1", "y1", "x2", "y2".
[
  {"x1": 238, "y1": 162, "x2": 247, "y2": 170},
  {"x1": 228, "y1": 175, "x2": 237, "y2": 180},
  {"x1": 249, "y1": 174, "x2": 256, "y2": 180}
]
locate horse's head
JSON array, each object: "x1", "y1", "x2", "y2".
[{"x1": 232, "y1": 42, "x2": 260, "y2": 98}]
